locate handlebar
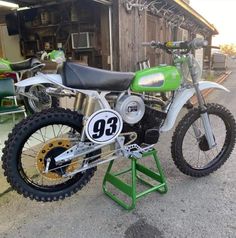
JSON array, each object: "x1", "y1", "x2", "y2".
[
  {"x1": 189, "y1": 38, "x2": 208, "y2": 49},
  {"x1": 142, "y1": 38, "x2": 208, "y2": 53}
]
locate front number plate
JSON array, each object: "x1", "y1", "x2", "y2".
[{"x1": 85, "y1": 109, "x2": 123, "y2": 144}]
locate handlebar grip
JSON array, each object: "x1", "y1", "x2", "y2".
[{"x1": 189, "y1": 38, "x2": 208, "y2": 49}]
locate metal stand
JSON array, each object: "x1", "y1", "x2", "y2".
[{"x1": 102, "y1": 149, "x2": 168, "y2": 210}]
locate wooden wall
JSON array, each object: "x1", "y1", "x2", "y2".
[
  {"x1": 0, "y1": 8, "x2": 10, "y2": 24},
  {"x1": 100, "y1": 5, "x2": 110, "y2": 70},
  {"x1": 0, "y1": 32, "x2": 3, "y2": 57},
  {"x1": 0, "y1": 8, "x2": 11, "y2": 58},
  {"x1": 117, "y1": 3, "x2": 146, "y2": 72},
  {"x1": 116, "y1": 2, "x2": 173, "y2": 72}
]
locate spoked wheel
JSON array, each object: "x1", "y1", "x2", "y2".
[
  {"x1": 24, "y1": 84, "x2": 59, "y2": 114},
  {"x1": 2, "y1": 108, "x2": 100, "y2": 201},
  {"x1": 171, "y1": 103, "x2": 236, "y2": 177}
]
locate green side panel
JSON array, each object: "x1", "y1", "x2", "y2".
[
  {"x1": 131, "y1": 65, "x2": 181, "y2": 92},
  {"x1": 0, "y1": 59, "x2": 12, "y2": 73}
]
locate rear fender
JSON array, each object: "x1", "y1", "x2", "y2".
[
  {"x1": 15, "y1": 74, "x2": 63, "y2": 90},
  {"x1": 15, "y1": 73, "x2": 102, "y2": 99}
]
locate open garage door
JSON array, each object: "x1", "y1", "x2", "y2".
[{"x1": 2, "y1": 0, "x2": 113, "y2": 69}]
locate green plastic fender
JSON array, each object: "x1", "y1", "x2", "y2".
[{"x1": 0, "y1": 58, "x2": 12, "y2": 73}]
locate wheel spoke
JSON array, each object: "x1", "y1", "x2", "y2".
[
  {"x1": 196, "y1": 148, "x2": 200, "y2": 168},
  {"x1": 30, "y1": 135, "x2": 45, "y2": 144},
  {"x1": 39, "y1": 129, "x2": 46, "y2": 142},
  {"x1": 22, "y1": 152, "x2": 36, "y2": 159},
  {"x1": 57, "y1": 125, "x2": 64, "y2": 137},
  {"x1": 187, "y1": 130, "x2": 197, "y2": 140},
  {"x1": 52, "y1": 125, "x2": 56, "y2": 137}
]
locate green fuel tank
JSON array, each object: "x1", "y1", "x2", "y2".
[{"x1": 131, "y1": 65, "x2": 181, "y2": 93}]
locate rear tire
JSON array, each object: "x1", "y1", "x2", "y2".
[
  {"x1": 2, "y1": 108, "x2": 99, "y2": 201},
  {"x1": 24, "y1": 84, "x2": 59, "y2": 114},
  {"x1": 171, "y1": 103, "x2": 236, "y2": 177}
]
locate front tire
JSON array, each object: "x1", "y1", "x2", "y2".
[
  {"x1": 171, "y1": 103, "x2": 236, "y2": 177},
  {"x1": 2, "y1": 108, "x2": 99, "y2": 201}
]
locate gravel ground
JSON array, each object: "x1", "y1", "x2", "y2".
[{"x1": 0, "y1": 66, "x2": 236, "y2": 238}]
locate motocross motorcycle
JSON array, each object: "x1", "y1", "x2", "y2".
[
  {"x1": 2, "y1": 38, "x2": 236, "y2": 202},
  {"x1": 0, "y1": 57, "x2": 59, "y2": 114}
]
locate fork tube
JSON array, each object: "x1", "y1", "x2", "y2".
[
  {"x1": 80, "y1": 96, "x2": 96, "y2": 142},
  {"x1": 73, "y1": 93, "x2": 85, "y2": 111},
  {"x1": 188, "y1": 54, "x2": 216, "y2": 149},
  {"x1": 83, "y1": 96, "x2": 96, "y2": 116}
]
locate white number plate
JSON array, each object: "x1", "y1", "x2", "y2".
[{"x1": 85, "y1": 109, "x2": 123, "y2": 144}]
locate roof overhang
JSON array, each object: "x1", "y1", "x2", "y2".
[
  {"x1": 173, "y1": 0, "x2": 218, "y2": 34},
  {"x1": 6, "y1": 0, "x2": 112, "y2": 7},
  {"x1": 93, "y1": 0, "x2": 112, "y2": 5},
  {"x1": 123, "y1": 0, "x2": 217, "y2": 36}
]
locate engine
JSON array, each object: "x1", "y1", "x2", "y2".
[
  {"x1": 119, "y1": 98, "x2": 167, "y2": 145},
  {"x1": 115, "y1": 95, "x2": 145, "y2": 124}
]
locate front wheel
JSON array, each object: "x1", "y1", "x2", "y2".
[
  {"x1": 171, "y1": 103, "x2": 236, "y2": 177},
  {"x1": 2, "y1": 108, "x2": 99, "y2": 201},
  {"x1": 24, "y1": 84, "x2": 59, "y2": 114}
]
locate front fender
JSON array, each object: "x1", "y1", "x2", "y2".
[
  {"x1": 15, "y1": 74, "x2": 63, "y2": 89},
  {"x1": 160, "y1": 81, "x2": 229, "y2": 132}
]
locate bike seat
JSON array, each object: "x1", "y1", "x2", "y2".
[
  {"x1": 61, "y1": 62, "x2": 134, "y2": 91},
  {"x1": 10, "y1": 58, "x2": 41, "y2": 71}
]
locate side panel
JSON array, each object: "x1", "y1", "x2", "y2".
[{"x1": 160, "y1": 81, "x2": 229, "y2": 132}]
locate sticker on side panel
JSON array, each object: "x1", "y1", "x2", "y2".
[{"x1": 85, "y1": 109, "x2": 123, "y2": 144}]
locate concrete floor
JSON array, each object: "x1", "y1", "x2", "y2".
[
  {"x1": 0, "y1": 115, "x2": 24, "y2": 158},
  {"x1": 0, "y1": 67, "x2": 236, "y2": 238}
]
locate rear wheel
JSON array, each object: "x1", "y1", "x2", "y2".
[
  {"x1": 24, "y1": 84, "x2": 59, "y2": 114},
  {"x1": 171, "y1": 103, "x2": 236, "y2": 177},
  {"x1": 2, "y1": 108, "x2": 99, "y2": 201}
]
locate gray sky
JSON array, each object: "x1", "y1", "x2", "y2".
[{"x1": 191, "y1": 0, "x2": 235, "y2": 46}]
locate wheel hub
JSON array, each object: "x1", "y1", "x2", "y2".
[
  {"x1": 37, "y1": 91, "x2": 50, "y2": 104},
  {"x1": 198, "y1": 135, "x2": 210, "y2": 151},
  {"x1": 36, "y1": 138, "x2": 77, "y2": 180}
]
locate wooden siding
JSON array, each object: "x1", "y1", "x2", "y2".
[
  {"x1": 0, "y1": 33, "x2": 3, "y2": 57},
  {"x1": 100, "y1": 5, "x2": 110, "y2": 69},
  {"x1": 118, "y1": 2, "x2": 146, "y2": 72},
  {"x1": 117, "y1": 3, "x2": 174, "y2": 72}
]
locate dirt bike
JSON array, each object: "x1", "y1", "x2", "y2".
[
  {"x1": 0, "y1": 56, "x2": 59, "y2": 114},
  {"x1": 2, "y1": 38, "x2": 236, "y2": 202}
]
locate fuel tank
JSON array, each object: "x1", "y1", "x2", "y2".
[{"x1": 131, "y1": 65, "x2": 181, "y2": 92}]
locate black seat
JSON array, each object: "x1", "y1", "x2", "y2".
[
  {"x1": 10, "y1": 58, "x2": 41, "y2": 71},
  {"x1": 62, "y1": 62, "x2": 135, "y2": 91}
]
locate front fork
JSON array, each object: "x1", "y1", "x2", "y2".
[{"x1": 188, "y1": 56, "x2": 216, "y2": 149}]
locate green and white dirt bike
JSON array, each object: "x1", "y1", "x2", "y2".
[
  {"x1": 0, "y1": 56, "x2": 59, "y2": 113},
  {"x1": 2, "y1": 38, "x2": 236, "y2": 201}
]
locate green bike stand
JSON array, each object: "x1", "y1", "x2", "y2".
[{"x1": 102, "y1": 149, "x2": 168, "y2": 210}]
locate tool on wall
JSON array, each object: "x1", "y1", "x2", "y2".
[{"x1": 123, "y1": 0, "x2": 208, "y2": 36}]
